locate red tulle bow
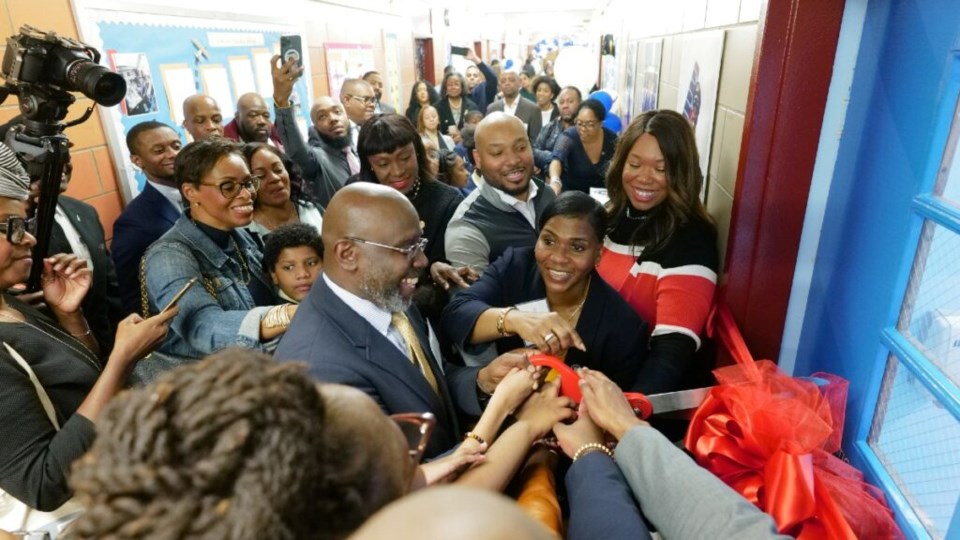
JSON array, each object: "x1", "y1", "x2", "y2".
[{"x1": 683, "y1": 304, "x2": 902, "y2": 539}]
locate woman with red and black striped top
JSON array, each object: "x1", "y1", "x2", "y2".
[{"x1": 597, "y1": 109, "x2": 718, "y2": 394}]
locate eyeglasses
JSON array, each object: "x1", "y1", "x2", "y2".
[
  {"x1": 347, "y1": 237, "x2": 429, "y2": 261},
  {"x1": 575, "y1": 121, "x2": 598, "y2": 129},
  {"x1": 199, "y1": 175, "x2": 261, "y2": 199},
  {"x1": 0, "y1": 216, "x2": 37, "y2": 245},
  {"x1": 390, "y1": 412, "x2": 436, "y2": 464},
  {"x1": 346, "y1": 94, "x2": 376, "y2": 105}
]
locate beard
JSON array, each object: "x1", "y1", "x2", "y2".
[
  {"x1": 358, "y1": 264, "x2": 412, "y2": 313},
  {"x1": 320, "y1": 132, "x2": 352, "y2": 150}
]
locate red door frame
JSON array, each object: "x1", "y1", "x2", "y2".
[{"x1": 721, "y1": 0, "x2": 846, "y2": 363}]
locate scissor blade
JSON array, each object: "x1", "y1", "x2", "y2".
[{"x1": 647, "y1": 387, "x2": 712, "y2": 415}]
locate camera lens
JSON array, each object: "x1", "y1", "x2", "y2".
[{"x1": 66, "y1": 59, "x2": 126, "y2": 106}]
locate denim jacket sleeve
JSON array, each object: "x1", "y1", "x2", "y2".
[{"x1": 144, "y1": 239, "x2": 270, "y2": 356}]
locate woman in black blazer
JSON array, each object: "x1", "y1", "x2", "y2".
[{"x1": 442, "y1": 192, "x2": 649, "y2": 391}]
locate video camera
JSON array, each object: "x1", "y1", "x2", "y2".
[
  {"x1": 0, "y1": 25, "x2": 126, "y2": 292},
  {"x1": 2, "y1": 25, "x2": 125, "y2": 108}
]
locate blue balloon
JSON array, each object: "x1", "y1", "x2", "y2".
[
  {"x1": 588, "y1": 90, "x2": 613, "y2": 112},
  {"x1": 602, "y1": 114, "x2": 622, "y2": 134}
]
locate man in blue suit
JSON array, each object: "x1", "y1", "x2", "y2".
[
  {"x1": 111, "y1": 121, "x2": 183, "y2": 314},
  {"x1": 276, "y1": 183, "x2": 527, "y2": 459}
]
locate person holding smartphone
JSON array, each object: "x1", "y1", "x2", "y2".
[{"x1": 139, "y1": 138, "x2": 297, "y2": 380}]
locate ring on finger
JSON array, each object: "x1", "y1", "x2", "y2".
[{"x1": 543, "y1": 332, "x2": 557, "y2": 343}]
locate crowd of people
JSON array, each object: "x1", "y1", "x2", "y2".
[{"x1": 0, "y1": 47, "x2": 791, "y2": 539}]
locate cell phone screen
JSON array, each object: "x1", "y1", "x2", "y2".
[
  {"x1": 451, "y1": 46, "x2": 469, "y2": 56},
  {"x1": 280, "y1": 35, "x2": 303, "y2": 69}
]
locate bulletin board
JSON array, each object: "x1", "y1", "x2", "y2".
[
  {"x1": 73, "y1": 5, "x2": 313, "y2": 203},
  {"x1": 325, "y1": 43, "x2": 376, "y2": 100}
]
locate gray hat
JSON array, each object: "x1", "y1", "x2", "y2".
[{"x1": 0, "y1": 143, "x2": 30, "y2": 201}]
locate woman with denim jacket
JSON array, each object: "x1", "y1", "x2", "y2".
[{"x1": 141, "y1": 139, "x2": 296, "y2": 376}]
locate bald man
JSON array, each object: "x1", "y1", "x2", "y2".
[
  {"x1": 445, "y1": 112, "x2": 556, "y2": 274},
  {"x1": 275, "y1": 183, "x2": 528, "y2": 459},
  {"x1": 339, "y1": 78, "x2": 376, "y2": 149},
  {"x1": 223, "y1": 92, "x2": 284, "y2": 149},
  {"x1": 181, "y1": 95, "x2": 224, "y2": 141},
  {"x1": 352, "y1": 486, "x2": 555, "y2": 540},
  {"x1": 271, "y1": 55, "x2": 353, "y2": 206}
]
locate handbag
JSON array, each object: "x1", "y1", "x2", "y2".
[{"x1": 0, "y1": 342, "x2": 84, "y2": 539}]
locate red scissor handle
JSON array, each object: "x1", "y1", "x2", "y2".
[{"x1": 528, "y1": 354, "x2": 653, "y2": 419}]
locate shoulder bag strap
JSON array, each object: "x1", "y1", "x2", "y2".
[{"x1": 3, "y1": 342, "x2": 60, "y2": 431}]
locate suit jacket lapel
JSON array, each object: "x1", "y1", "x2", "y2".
[
  {"x1": 144, "y1": 183, "x2": 181, "y2": 226},
  {"x1": 316, "y1": 280, "x2": 449, "y2": 414}
]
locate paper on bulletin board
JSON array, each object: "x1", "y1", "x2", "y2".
[
  {"x1": 325, "y1": 43, "x2": 375, "y2": 100},
  {"x1": 383, "y1": 32, "x2": 402, "y2": 112},
  {"x1": 160, "y1": 64, "x2": 197, "y2": 126},
  {"x1": 251, "y1": 48, "x2": 274, "y2": 98},
  {"x1": 200, "y1": 64, "x2": 236, "y2": 118},
  {"x1": 228, "y1": 56, "x2": 257, "y2": 97}
]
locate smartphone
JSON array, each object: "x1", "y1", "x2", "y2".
[
  {"x1": 161, "y1": 277, "x2": 199, "y2": 314},
  {"x1": 280, "y1": 35, "x2": 303, "y2": 69},
  {"x1": 451, "y1": 45, "x2": 470, "y2": 57}
]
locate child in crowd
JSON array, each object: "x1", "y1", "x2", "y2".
[{"x1": 262, "y1": 223, "x2": 324, "y2": 303}]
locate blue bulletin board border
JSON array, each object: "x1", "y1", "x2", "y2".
[{"x1": 74, "y1": 6, "x2": 312, "y2": 202}]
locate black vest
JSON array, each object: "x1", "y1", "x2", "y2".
[{"x1": 461, "y1": 179, "x2": 555, "y2": 264}]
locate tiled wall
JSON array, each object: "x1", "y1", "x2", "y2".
[{"x1": 605, "y1": 0, "x2": 762, "y2": 271}]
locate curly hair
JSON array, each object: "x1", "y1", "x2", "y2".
[
  {"x1": 530, "y1": 76, "x2": 561, "y2": 101},
  {"x1": 67, "y1": 349, "x2": 328, "y2": 539},
  {"x1": 262, "y1": 222, "x2": 324, "y2": 272},
  {"x1": 241, "y1": 142, "x2": 318, "y2": 206}
]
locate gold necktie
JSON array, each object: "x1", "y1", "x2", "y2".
[{"x1": 391, "y1": 312, "x2": 440, "y2": 396}]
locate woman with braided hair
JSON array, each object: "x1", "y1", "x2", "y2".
[{"x1": 67, "y1": 349, "x2": 490, "y2": 539}]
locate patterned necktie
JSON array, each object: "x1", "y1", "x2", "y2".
[
  {"x1": 391, "y1": 312, "x2": 439, "y2": 396},
  {"x1": 343, "y1": 146, "x2": 361, "y2": 175}
]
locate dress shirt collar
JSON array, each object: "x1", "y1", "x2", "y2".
[
  {"x1": 322, "y1": 273, "x2": 393, "y2": 338},
  {"x1": 146, "y1": 179, "x2": 184, "y2": 212}
]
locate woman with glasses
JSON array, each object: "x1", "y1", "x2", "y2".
[
  {"x1": 443, "y1": 192, "x2": 648, "y2": 390},
  {"x1": 141, "y1": 138, "x2": 297, "y2": 374},
  {"x1": 352, "y1": 114, "x2": 478, "y2": 323},
  {"x1": 405, "y1": 80, "x2": 440, "y2": 126},
  {"x1": 0, "y1": 143, "x2": 173, "y2": 512},
  {"x1": 598, "y1": 110, "x2": 718, "y2": 394},
  {"x1": 547, "y1": 99, "x2": 618, "y2": 194},
  {"x1": 242, "y1": 142, "x2": 323, "y2": 240},
  {"x1": 435, "y1": 72, "x2": 479, "y2": 143}
]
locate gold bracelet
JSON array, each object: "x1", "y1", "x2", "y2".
[
  {"x1": 264, "y1": 304, "x2": 292, "y2": 329},
  {"x1": 464, "y1": 431, "x2": 487, "y2": 446},
  {"x1": 496, "y1": 306, "x2": 516, "y2": 336},
  {"x1": 572, "y1": 442, "x2": 613, "y2": 462}
]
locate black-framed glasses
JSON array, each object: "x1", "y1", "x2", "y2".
[
  {"x1": 575, "y1": 121, "x2": 599, "y2": 130},
  {"x1": 346, "y1": 94, "x2": 376, "y2": 105},
  {"x1": 0, "y1": 216, "x2": 36, "y2": 245},
  {"x1": 199, "y1": 175, "x2": 261, "y2": 199},
  {"x1": 347, "y1": 237, "x2": 428, "y2": 261},
  {"x1": 390, "y1": 412, "x2": 436, "y2": 464}
]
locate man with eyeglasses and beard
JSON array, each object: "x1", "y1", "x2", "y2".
[
  {"x1": 275, "y1": 183, "x2": 531, "y2": 459},
  {"x1": 271, "y1": 56, "x2": 355, "y2": 207}
]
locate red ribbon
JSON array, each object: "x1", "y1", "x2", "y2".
[{"x1": 685, "y1": 304, "x2": 903, "y2": 539}]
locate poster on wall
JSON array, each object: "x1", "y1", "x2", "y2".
[
  {"x1": 636, "y1": 39, "x2": 663, "y2": 115},
  {"x1": 383, "y1": 33, "x2": 402, "y2": 113},
  {"x1": 74, "y1": 6, "x2": 312, "y2": 203},
  {"x1": 599, "y1": 34, "x2": 617, "y2": 91},
  {"x1": 674, "y1": 30, "x2": 724, "y2": 197},
  {"x1": 108, "y1": 52, "x2": 158, "y2": 116},
  {"x1": 325, "y1": 43, "x2": 376, "y2": 100},
  {"x1": 620, "y1": 42, "x2": 638, "y2": 126}
]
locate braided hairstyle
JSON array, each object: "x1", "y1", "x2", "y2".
[{"x1": 67, "y1": 349, "x2": 327, "y2": 539}]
